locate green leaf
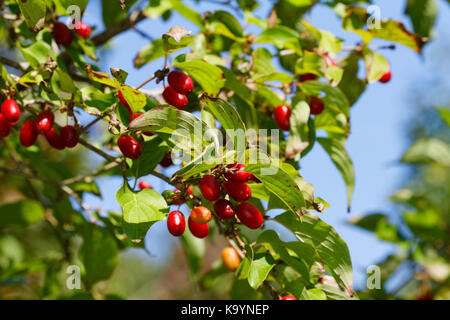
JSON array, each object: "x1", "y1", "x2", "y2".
[
  {"x1": 286, "y1": 101, "x2": 310, "y2": 159},
  {"x1": 246, "y1": 163, "x2": 306, "y2": 216},
  {"x1": 80, "y1": 224, "x2": 119, "y2": 288},
  {"x1": 364, "y1": 51, "x2": 390, "y2": 83},
  {"x1": 202, "y1": 97, "x2": 246, "y2": 131},
  {"x1": 0, "y1": 200, "x2": 45, "y2": 227},
  {"x1": 337, "y1": 53, "x2": 366, "y2": 106},
  {"x1": 163, "y1": 26, "x2": 194, "y2": 54},
  {"x1": 173, "y1": 60, "x2": 225, "y2": 96},
  {"x1": 401, "y1": 138, "x2": 450, "y2": 166},
  {"x1": 317, "y1": 137, "x2": 354, "y2": 211},
  {"x1": 255, "y1": 26, "x2": 301, "y2": 52},
  {"x1": 17, "y1": 0, "x2": 46, "y2": 31},
  {"x1": 134, "y1": 39, "x2": 165, "y2": 68},
  {"x1": 116, "y1": 184, "x2": 169, "y2": 240},
  {"x1": 208, "y1": 10, "x2": 244, "y2": 40},
  {"x1": 405, "y1": 0, "x2": 438, "y2": 38},
  {"x1": 101, "y1": 0, "x2": 137, "y2": 28},
  {"x1": 248, "y1": 253, "x2": 276, "y2": 289},
  {"x1": 18, "y1": 40, "x2": 56, "y2": 68},
  {"x1": 300, "y1": 81, "x2": 350, "y2": 118},
  {"x1": 129, "y1": 136, "x2": 169, "y2": 178},
  {"x1": 118, "y1": 85, "x2": 147, "y2": 112},
  {"x1": 275, "y1": 211, "x2": 354, "y2": 297},
  {"x1": 85, "y1": 65, "x2": 120, "y2": 88},
  {"x1": 168, "y1": 0, "x2": 204, "y2": 29}
]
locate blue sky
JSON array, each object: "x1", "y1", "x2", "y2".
[{"x1": 78, "y1": 0, "x2": 450, "y2": 291}]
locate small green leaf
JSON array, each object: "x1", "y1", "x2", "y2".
[
  {"x1": 134, "y1": 39, "x2": 165, "y2": 68},
  {"x1": 248, "y1": 253, "x2": 276, "y2": 289},
  {"x1": 118, "y1": 85, "x2": 147, "y2": 112},
  {"x1": 17, "y1": 0, "x2": 46, "y2": 31},
  {"x1": 0, "y1": 200, "x2": 45, "y2": 227}
]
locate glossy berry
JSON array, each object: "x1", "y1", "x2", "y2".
[
  {"x1": 160, "y1": 153, "x2": 173, "y2": 168},
  {"x1": 199, "y1": 175, "x2": 221, "y2": 202},
  {"x1": 379, "y1": 70, "x2": 392, "y2": 83},
  {"x1": 53, "y1": 22, "x2": 73, "y2": 46},
  {"x1": 118, "y1": 90, "x2": 132, "y2": 115},
  {"x1": 214, "y1": 199, "x2": 235, "y2": 220},
  {"x1": 221, "y1": 247, "x2": 241, "y2": 271},
  {"x1": 274, "y1": 105, "x2": 291, "y2": 131},
  {"x1": 168, "y1": 70, "x2": 194, "y2": 95},
  {"x1": 225, "y1": 163, "x2": 253, "y2": 183},
  {"x1": 162, "y1": 86, "x2": 188, "y2": 110},
  {"x1": 190, "y1": 206, "x2": 212, "y2": 224},
  {"x1": 60, "y1": 125, "x2": 79, "y2": 148},
  {"x1": 44, "y1": 128, "x2": 65, "y2": 150},
  {"x1": 0, "y1": 114, "x2": 11, "y2": 137},
  {"x1": 1, "y1": 99, "x2": 21, "y2": 123},
  {"x1": 20, "y1": 120, "x2": 38, "y2": 147},
  {"x1": 167, "y1": 211, "x2": 186, "y2": 237},
  {"x1": 188, "y1": 216, "x2": 209, "y2": 239},
  {"x1": 117, "y1": 135, "x2": 141, "y2": 159},
  {"x1": 138, "y1": 180, "x2": 152, "y2": 190},
  {"x1": 74, "y1": 21, "x2": 91, "y2": 39},
  {"x1": 172, "y1": 188, "x2": 184, "y2": 205},
  {"x1": 36, "y1": 111, "x2": 54, "y2": 134},
  {"x1": 187, "y1": 185, "x2": 194, "y2": 195},
  {"x1": 224, "y1": 181, "x2": 251, "y2": 202},
  {"x1": 299, "y1": 73, "x2": 317, "y2": 82},
  {"x1": 309, "y1": 96, "x2": 325, "y2": 115},
  {"x1": 281, "y1": 295, "x2": 296, "y2": 300},
  {"x1": 235, "y1": 202, "x2": 263, "y2": 229}
]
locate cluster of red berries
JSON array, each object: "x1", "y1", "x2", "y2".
[
  {"x1": 0, "y1": 99, "x2": 78, "y2": 149},
  {"x1": 52, "y1": 21, "x2": 91, "y2": 47},
  {"x1": 275, "y1": 54, "x2": 392, "y2": 131},
  {"x1": 166, "y1": 163, "x2": 264, "y2": 239},
  {"x1": 162, "y1": 70, "x2": 193, "y2": 110}
]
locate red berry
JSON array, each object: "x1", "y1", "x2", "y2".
[
  {"x1": 167, "y1": 210, "x2": 186, "y2": 237},
  {"x1": 299, "y1": 73, "x2": 317, "y2": 82},
  {"x1": 36, "y1": 111, "x2": 54, "y2": 134},
  {"x1": 167, "y1": 71, "x2": 194, "y2": 95},
  {"x1": 1, "y1": 99, "x2": 21, "y2": 123},
  {"x1": 20, "y1": 120, "x2": 38, "y2": 147},
  {"x1": 281, "y1": 295, "x2": 296, "y2": 300},
  {"x1": 74, "y1": 21, "x2": 91, "y2": 39},
  {"x1": 0, "y1": 114, "x2": 11, "y2": 137},
  {"x1": 199, "y1": 175, "x2": 221, "y2": 202},
  {"x1": 160, "y1": 153, "x2": 173, "y2": 168},
  {"x1": 274, "y1": 105, "x2": 291, "y2": 131},
  {"x1": 321, "y1": 53, "x2": 337, "y2": 67},
  {"x1": 53, "y1": 22, "x2": 73, "y2": 46},
  {"x1": 224, "y1": 181, "x2": 251, "y2": 202},
  {"x1": 225, "y1": 163, "x2": 253, "y2": 183},
  {"x1": 187, "y1": 185, "x2": 194, "y2": 195},
  {"x1": 44, "y1": 128, "x2": 65, "y2": 150},
  {"x1": 235, "y1": 202, "x2": 263, "y2": 229},
  {"x1": 138, "y1": 180, "x2": 152, "y2": 190},
  {"x1": 214, "y1": 199, "x2": 235, "y2": 220},
  {"x1": 118, "y1": 90, "x2": 132, "y2": 115},
  {"x1": 172, "y1": 188, "x2": 184, "y2": 205},
  {"x1": 117, "y1": 135, "x2": 141, "y2": 159},
  {"x1": 188, "y1": 216, "x2": 209, "y2": 239},
  {"x1": 379, "y1": 70, "x2": 392, "y2": 83},
  {"x1": 162, "y1": 86, "x2": 188, "y2": 110},
  {"x1": 60, "y1": 125, "x2": 79, "y2": 148},
  {"x1": 309, "y1": 96, "x2": 325, "y2": 115}
]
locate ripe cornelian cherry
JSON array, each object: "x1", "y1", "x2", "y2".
[
  {"x1": 299, "y1": 73, "x2": 317, "y2": 82},
  {"x1": 199, "y1": 175, "x2": 221, "y2": 202},
  {"x1": 188, "y1": 216, "x2": 209, "y2": 239},
  {"x1": 60, "y1": 125, "x2": 79, "y2": 148},
  {"x1": 379, "y1": 70, "x2": 392, "y2": 83},
  {"x1": 224, "y1": 180, "x2": 251, "y2": 202},
  {"x1": 138, "y1": 180, "x2": 152, "y2": 190},
  {"x1": 214, "y1": 199, "x2": 235, "y2": 220},
  {"x1": 1, "y1": 99, "x2": 20, "y2": 123},
  {"x1": 0, "y1": 114, "x2": 11, "y2": 137},
  {"x1": 190, "y1": 206, "x2": 212, "y2": 224},
  {"x1": 274, "y1": 105, "x2": 291, "y2": 131},
  {"x1": 221, "y1": 247, "x2": 241, "y2": 271},
  {"x1": 235, "y1": 202, "x2": 263, "y2": 229},
  {"x1": 117, "y1": 135, "x2": 141, "y2": 159},
  {"x1": 162, "y1": 86, "x2": 188, "y2": 110},
  {"x1": 20, "y1": 120, "x2": 38, "y2": 147},
  {"x1": 74, "y1": 21, "x2": 91, "y2": 39},
  {"x1": 159, "y1": 153, "x2": 173, "y2": 168},
  {"x1": 168, "y1": 71, "x2": 194, "y2": 95},
  {"x1": 36, "y1": 111, "x2": 54, "y2": 133},
  {"x1": 309, "y1": 96, "x2": 325, "y2": 115},
  {"x1": 45, "y1": 128, "x2": 65, "y2": 150},
  {"x1": 118, "y1": 90, "x2": 132, "y2": 115},
  {"x1": 53, "y1": 22, "x2": 73, "y2": 46},
  {"x1": 167, "y1": 210, "x2": 186, "y2": 237},
  {"x1": 281, "y1": 295, "x2": 296, "y2": 300},
  {"x1": 225, "y1": 163, "x2": 253, "y2": 183}
]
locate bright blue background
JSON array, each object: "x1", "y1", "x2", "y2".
[{"x1": 77, "y1": 0, "x2": 450, "y2": 291}]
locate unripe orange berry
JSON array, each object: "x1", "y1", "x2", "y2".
[
  {"x1": 190, "y1": 206, "x2": 212, "y2": 224},
  {"x1": 221, "y1": 247, "x2": 241, "y2": 271}
]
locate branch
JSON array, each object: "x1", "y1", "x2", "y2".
[
  {"x1": 62, "y1": 160, "x2": 123, "y2": 185},
  {"x1": 91, "y1": 10, "x2": 147, "y2": 46}
]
